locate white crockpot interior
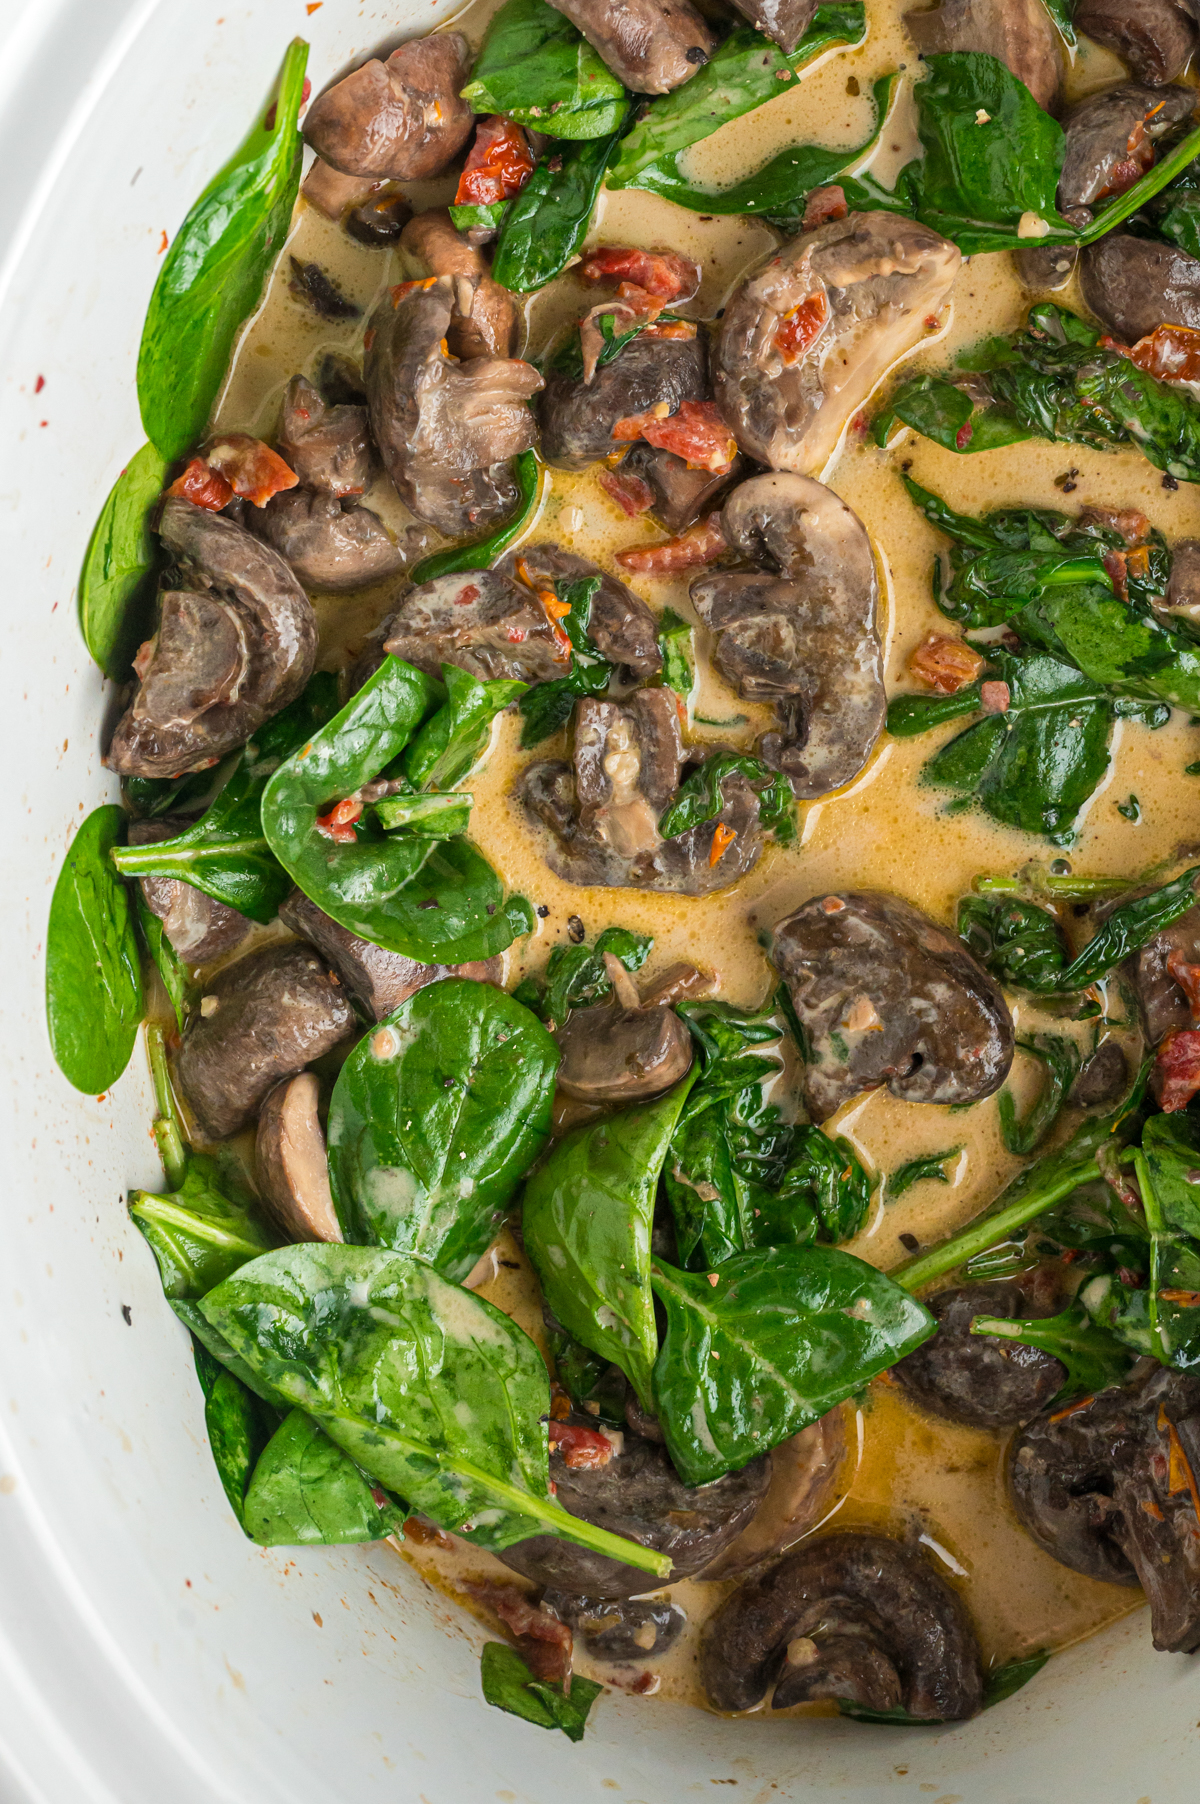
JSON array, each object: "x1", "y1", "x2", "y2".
[{"x1": 0, "y1": 2, "x2": 1196, "y2": 1797}]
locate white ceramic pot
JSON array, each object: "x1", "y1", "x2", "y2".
[{"x1": 0, "y1": 4, "x2": 1194, "y2": 1798}]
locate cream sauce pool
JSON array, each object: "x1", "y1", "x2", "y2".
[{"x1": 205, "y1": 0, "x2": 1200, "y2": 1717}]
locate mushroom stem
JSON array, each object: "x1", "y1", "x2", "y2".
[{"x1": 602, "y1": 951, "x2": 642, "y2": 1011}]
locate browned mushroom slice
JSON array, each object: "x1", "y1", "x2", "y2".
[
  {"x1": 175, "y1": 943, "x2": 355, "y2": 1141},
  {"x1": 729, "y1": 0, "x2": 818, "y2": 53},
  {"x1": 1009, "y1": 1364, "x2": 1200, "y2": 1650},
  {"x1": 399, "y1": 210, "x2": 517, "y2": 360},
  {"x1": 496, "y1": 542, "x2": 662, "y2": 677},
  {"x1": 1013, "y1": 242, "x2": 1079, "y2": 292},
  {"x1": 771, "y1": 891, "x2": 1015, "y2": 1120},
  {"x1": 380, "y1": 569, "x2": 571, "y2": 684},
  {"x1": 249, "y1": 491, "x2": 409, "y2": 591},
  {"x1": 364, "y1": 275, "x2": 542, "y2": 537},
  {"x1": 904, "y1": 0, "x2": 1061, "y2": 110},
  {"x1": 278, "y1": 888, "x2": 501, "y2": 1021},
  {"x1": 498, "y1": 1414, "x2": 770, "y2": 1597},
  {"x1": 277, "y1": 374, "x2": 372, "y2": 497},
  {"x1": 539, "y1": 331, "x2": 708, "y2": 471},
  {"x1": 1157, "y1": 539, "x2": 1200, "y2": 635},
  {"x1": 303, "y1": 33, "x2": 474, "y2": 180},
  {"x1": 692, "y1": 474, "x2": 885, "y2": 800},
  {"x1": 1080, "y1": 234, "x2": 1200, "y2": 343},
  {"x1": 699, "y1": 1409, "x2": 847, "y2": 1580},
  {"x1": 892, "y1": 1279, "x2": 1067, "y2": 1429},
  {"x1": 1074, "y1": 0, "x2": 1199, "y2": 88},
  {"x1": 1059, "y1": 84, "x2": 1195, "y2": 216},
  {"x1": 700, "y1": 1532, "x2": 984, "y2": 1718},
  {"x1": 255, "y1": 1072, "x2": 342, "y2": 1243},
  {"x1": 712, "y1": 214, "x2": 961, "y2": 477},
  {"x1": 620, "y1": 440, "x2": 745, "y2": 535},
  {"x1": 554, "y1": 952, "x2": 694, "y2": 1102},
  {"x1": 545, "y1": 0, "x2": 716, "y2": 94},
  {"x1": 106, "y1": 500, "x2": 317, "y2": 779},
  {"x1": 127, "y1": 817, "x2": 251, "y2": 964}
]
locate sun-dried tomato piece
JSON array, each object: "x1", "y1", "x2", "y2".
[
  {"x1": 464, "y1": 1581, "x2": 574, "y2": 1684},
  {"x1": 598, "y1": 467, "x2": 655, "y2": 517},
  {"x1": 1079, "y1": 505, "x2": 1150, "y2": 547},
  {"x1": 801, "y1": 184, "x2": 848, "y2": 230},
  {"x1": 390, "y1": 277, "x2": 437, "y2": 307},
  {"x1": 454, "y1": 115, "x2": 534, "y2": 208},
  {"x1": 167, "y1": 457, "x2": 234, "y2": 511},
  {"x1": 641, "y1": 319, "x2": 698, "y2": 342},
  {"x1": 616, "y1": 512, "x2": 727, "y2": 574},
  {"x1": 315, "y1": 798, "x2": 363, "y2": 844},
  {"x1": 580, "y1": 246, "x2": 700, "y2": 303},
  {"x1": 907, "y1": 634, "x2": 985, "y2": 694},
  {"x1": 773, "y1": 291, "x2": 829, "y2": 363},
  {"x1": 1128, "y1": 322, "x2": 1200, "y2": 384},
  {"x1": 1154, "y1": 1028, "x2": 1200, "y2": 1111},
  {"x1": 203, "y1": 433, "x2": 298, "y2": 508},
  {"x1": 548, "y1": 1419, "x2": 618, "y2": 1470},
  {"x1": 612, "y1": 400, "x2": 736, "y2": 474}
]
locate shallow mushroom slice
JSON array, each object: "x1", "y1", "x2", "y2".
[
  {"x1": 771, "y1": 891, "x2": 1015, "y2": 1120},
  {"x1": 277, "y1": 374, "x2": 372, "y2": 497},
  {"x1": 496, "y1": 542, "x2": 662, "y2": 678},
  {"x1": 379, "y1": 568, "x2": 571, "y2": 685},
  {"x1": 699, "y1": 1408, "x2": 848, "y2": 1581},
  {"x1": 303, "y1": 33, "x2": 474, "y2": 180},
  {"x1": 554, "y1": 953, "x2": 695, "y2": 1103},
  {"x1": 700, "y1": 1531, "x2": 984, "y2": 1719},
  {"x1": 1073, "y1": 0, "x2": 1199, "y2": 88},
  {"x1": 904, "y1": 0, "x2": 1061, "y2": 110},
  {"x1": 692, "y1": 473, "x2": 885, "y2": 799},
  {"x1": 250, "y1": 492, "x2": 410, "y2": 591},
  {"x1": 712, "y1": 214, "x2": 961, "y2": 478},
  {"x1": 255, "y1": 1072, "x2": 342, "y2": 1243},
  {"x1": 1009, "y1": 1364, "x2": 1200, "y2": 1649},
  {"x1": 891, "y1": 1278, "x2": 1067, "y2": 1430},
  {"x1": 1080, "y1": 233, "x2": 1200, "y2": 343},
  {"x1": 620, "y1": 439, "x2": 745, "y2": 535},
  {"x1": 278, "y1": 889, "x2": 501, "y2": 1022},
  {"x1": 545, "y1": 0, "x2": 716, "y2": 94},
  {"x1": 399, "y1": 210, "x2": 517, "y2": 360}
]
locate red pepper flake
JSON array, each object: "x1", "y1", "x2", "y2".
[
  {"x1": 401, "y1": 1516, "x2": 454, "y2": 1549},
  {"x1": 1102, "y1": 548, "x2": 1128, "y2": 600},
  {"x1": 1167, "y1": 1417, "x2": 1200, "y2": 1527},
  {"x1": 580, "y1": 246, "x2": 699, "y2": 303},
  {"x1": 306, "y1": 2, "x2": 323, "y2": 11},
  {"x1": 315, "y1": 798, "x2": 363, "y2": 843},
  {"x1": 454, "y1": 582, "x2": 481, "y2": 607},
  {"x1": 598, "y1": 467, "x2": 655, "y2": 517},
  {"x1": 709, "y1": 822, "x2": 737, "y2": 867},
  {"x1": 166, "y1": 457, "x2": 235, "y2": 511},
  {"x1": 455, "y1": 116, "x2": 534, "y2": 209},
  {"x1": 1154, "y1": 1028, "x2": 1200, "y2": 1112},
  {"x1": 641, "y1": 319, "x2": 697, "y2": 342},
  {"x1": 1049, "y1": 1394, "x2": 1095, "y2": 1424},
  {"x1": 157, "y1": 230, "x2": 169, "y2": 254},
  {"x1": 773, "y1": 291, "x2": 829, "y2": 363},
  {"x1": 907, "y1": 633, "x2": 985, "y2": 694},
  {"x1": 390, "y1": 278, "x2": 437, "y2": 307},
  {"x1": 616, "y1": 512, "x2": 727, "y2": 574},
  {"x1": 1161, "y1": 1289, "x2": 1200, "y2": 1307}
]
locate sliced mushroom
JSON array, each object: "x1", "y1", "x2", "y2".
[
  {"x1": 729, "y1": 0, "x2": 818, "y2": 54},
  {"x1": 691, "y1": 474, "x2": 885, "y2": 799},
  {"x1": 713, "y1": 214, "x2": 961, "y2": 477},
  {"x1": 1013, "y1": 242, "x2": 1079, "y2": 291},
  {"x1": 701, "y1": 1531, "x2": 984, "y2": 1719},
  {"x1": 1010, "y1": 1364, "x2": 1200, "y2": 1650},
  {"x1": 699, "y1": 1409, "x2": 847, "y2": 1581},
  {"x1": 255, "y1": 1072, "x2": 342, "y2": 1243},
  {"x1": 249, "y1": 490, "x2": 412, "y2": 591},
  {"x1": 301, "y1": 158, "x2": 386, "y2": 222},
  {"x1": 1074, "y1": 0, "x2": 1199, "y2": 87},
  {"x1": 174, "y1": 943, "x2": 356, "y2": 1141},
  {"x1": 1060, "y1": 84, "x2": 1195, "y2": 216},
  {"x1": 772, "y1": 892, "x2": 1015, "y2": 1120},
  {"x1": 399, "y1": 210, "x2": 517, "y2": 360},
  {"x1": 278, "y1": 889, "x2": 501, "y2": 1022},
  {"x1": 545, "y1": 0, "x2": 716, "y2": 94},
  {"x1": 554, "y1": 953, "x2": 694, "y2": 1102},
  {"x1": 276, "y1": 374, "x2": 372, "y2": 498},
  {"x1": 127, "y1": 817, "x2": 251, "y2": 963},
  {"x1": 619, "y1": 439, "x2": 745, "y2": 535},
  {"x1": 1069, "y1": 1038, "x2": 1130, "y2": 1109},
  {"x1": 1125, "y1": 879, "x2": 1200, "y2": 1044},
  {"x1": 892, "y1": 1279, "x2": 1067, "y2": 1429},
  {"x1": 378, "y1": 569, "x2": 572, "y2": 684},
  {"x1": 1080, "y1": 234, "x2": 1200, "y2": 342},
  {"x1": 364, "y1": 275, "x2": 542, "y2": 538},
  {"x1": 106, "y1": 500, "x2": 317, "y2": 779},
  {"x1": 541, "y1": 1590, "x2": 686, "y2": 1664},
  {"x1": 498, "y1": 1415, "x2": 770, "y2": 1597},
  {"x1": 904, "y1": 0, "x2": 1061, "y2": 110},
  {"x1": 495, "y1": 542, "x2": 662, "y2": 677},
  {"x1": 303, "y1": 34, "x2": 475, "y2": 180},
  {"x1": 539, "y1": 331, "x2": 708, "y2": 471}
]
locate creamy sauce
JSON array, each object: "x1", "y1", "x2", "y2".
[{"x1": 205, "y1": 0, "x2": 1200, "y2": 1713}]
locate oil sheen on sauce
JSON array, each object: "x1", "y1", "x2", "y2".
[{"x1": 206, "y1": 0, "x2": 1197, "y2": 1716}]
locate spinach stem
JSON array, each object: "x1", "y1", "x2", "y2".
[
  {"x1": 145, "y1": 1023, "x2": 187, "y2": 1190},
  {"x1": 974, "y1": 875, "x2": 1129, "y2": 898},
  {"x1": 895, "y1": 1155, "x2": 1096, "y2": 1291}
]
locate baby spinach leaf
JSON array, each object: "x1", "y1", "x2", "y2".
[
  {"x1": 657, "y1": 607, "x2": 696, "y2": 707},
  {"x1": 130, "y1": 1156, "x2": 274, "y2": 1302},
  {"x1": 608, "y1": 4, "x2": 866, "y2": 190},
  {"x1": 242, "y1": 1410, "x2": 409, "y2": 1547},
  {"x1": 887, "y1": 1148, "x2": 960, "y2": 1200},
  {"x1": 1142, "y1": 1111, "x2": 1200, "y2": 1242},
  {"x1": 138, "y1": 39, "x2": 307, "y2": 462},
  {"x1": 517, "y1": 574, "x2": 614, "y2": 747},
  {"x1": 403, "y1": 665, "x2": 526, "y2": 792},
  {"x1": 493, "y1": 126, "x2": 627, "y2": 293},
  {"x1": 46, "y1": 805, "x2": 145, "y2": 1094},
  {"x1": 650, "y1": 1248, "x2": 934, "y2": 1486},
  {"x1": 111, "y1": 675, "x2": 339, "y2": 921},
  {"x1": 1023, "y1": 583, "x2": 1200, "y2": 714},
  {"x1": 999, "y1": 1034, "x2": 1081, "y2": 1157},
  {"x1": 193, "y1": 1339, "x2": 281, "y2": 1526},
  {"x1": 479, "y1": 1642, "x2": 604, "y2": 1740},
  {"x1": 1058, "y1": 866, "x2": 1200, "y2": 991},
  {"x1": 327, "y1": 978, "x2": 558, "y2": 1282},
  {"x1": 409, "y1": 453, "x2": 544, "y2": 585},
  {"x1": 133, "y1": 890, "x2": 192, "y2": 1031},
  {"x1": 886, "y1": 683, "x2": 987, "y2": 737},
  {"x1": 920, "y1": 650, "x2": 1113, "y2": 844},
  {"x1": 972, "y1": 1302, "x2": 1137, "y2": 1401},
  {"x1": 78, "y1": 443, "x2": 166, "y2": 678},
  {"x1": 262, "y1": 656, "x2": 530, "y2": 964},
  {"x1": 776, "y1": 1127, "x2": 872, "y2": 1243},
  {"x1": 522, "y1": 925, "x2": 653, "y2": 1027},
  {"x1": 659, "y1": 752, "x2": 796, "y2": 845},
  {"x1": 958, "y1": 894, "x2": 1069, "y2": 991},
  {"x1": 200, "y1": 1243, "x2": 670, "y2": 1576},
  {"x1": 461, "y1": 0, "x2": 627, "y2": 140},
  {"x1": 523, "y1": 1076, "x2": 697, "y2": 1406}
]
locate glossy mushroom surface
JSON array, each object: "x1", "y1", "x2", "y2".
[
  {"x1": 545, "y1": 0, "x2": 716, "y2": 94},
  {"x1": 699, "y1": 1409, "x2": 847, "y2": 1580},
  {"x1": 730, "y1": 0, "x2": 818, "y2": 53},
  {"x1": 892, "y1": 1278, "x2": 1067, "y2": 1429},
  {"x1": 126, "y1": 816, "x2": 251, "y2": 963},
  {"x1": 1074, "y1": 0, "x2": 1199, "y2": 88},
  {"x1": 771, "y1": 891, "x2": 1015, "y2": 1120},
  {"x1": 904, "y1": 0, "x2": 1061, "y2": 109},
  {"x1": 539, "y1": 331, "x2": 708, "y2": 471},
  {"x1": 399, "y1": 210, "x2": 517, "y2": 360},
  {"x1": 378, "y1": 569, "x2": 572, "y2": 685},
  {"x1": 554, "y1": 954, "x2": 695, "y2": 1103},
  {"x1": 1080, "y1": 234, "x2": 1200, "y2": 342},
  {"x1": 255, "y1": 1072, "x2": 342, "y2": 1243},
  {"x1": 495, "y1": 542, "x2": 663, "y2": 677},
  {"x1": 303, "y1": 34, "x2": 474, "y2": 180},
  {"x1": 278, "y1": 889, "x2": 501, "y2": 1022},
  {"x1": 1059, "y1": 84, "x2": 1195, "y2": 216},
  {"x1": 541, "y1": 1590, "x2": 686, "y2": 1664}
]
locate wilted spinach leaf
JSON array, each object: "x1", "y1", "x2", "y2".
[
  {"x1": 493, "y1": 126, "x2": 628, "y2": 293},
  {"x1": 650, "y1": 1248, "x2": 934, "y2": 1485},
  {"x1": 461, "y1": 0, "x2": 626, "y2": 140},
  {"x1": 657, "y1": 607, "x2": 696, "y2": 707},
  {"x1": 517, "y1": 575, "x2": 614, "y2": 747},
  {"x1": 479, "y1": 1641, "x2": 604, "y2": 1740},
  {"x1": 403, "y1": 664, "x2": 526, "y2": 793},
  {"x1": 242, "y1": 1410, "x2": 408, "y2": 1547},
  {"x1": 957, "y1": 893, "x2": 1069, "y2": 991},
  {"x1": 972, "y1": 1302, "x2": 1136, "y2": 1402},
  {"x1": 133, "y1": 890, "x2": 192, "y2": 1032},
  {"x1": 46, "y1": 805, "x2": 145, "y2": 1094},
  {"x1": 887, "y1": 1148, "x2": 960, "y2": 1200},
  {"x1": 192, "y1": 1339, "x2": 281, "y2": 1527},
  {"x1": 327, "y1": 979, "x2": 558, "y2": 1281},
  {"x1": 201, "y1": 1244, "x2": 669, "y2": 1575},
  {"x1": 659, "y1": 752, "x2": 796, "y2": 844},
  {"x1": 523, "y1": 925, "x2": 653, "y2": 1027},
  {"x1": 1000, "y1": 1034, "x2": 1081, "y2": 1157},
  {"x1": 78, "y1": 443, "x2": 166, "y2": 678}
]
